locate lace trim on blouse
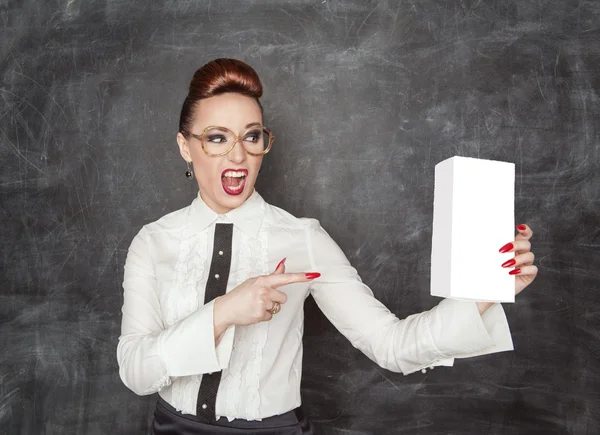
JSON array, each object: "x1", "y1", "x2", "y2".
[
  {"x1": 220, "y1": 221, "x2": 270, "y2": 421},
  {"x1": 166, "y1": 203, "x2": 270, "y2": 420},
  {"x1": 168, "y1": 218, "x2": 208, "y2": 414}
]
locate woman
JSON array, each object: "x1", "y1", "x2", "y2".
[{"x1": 117, "y1": 58, "x2": 538, "y2": 434}]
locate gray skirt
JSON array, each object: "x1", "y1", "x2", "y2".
[{"x1": 151, "y1": 395, "x2": 317, "y2": 435}]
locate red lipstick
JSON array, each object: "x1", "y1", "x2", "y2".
[{"x1": 221, "y1": 168, "x2": 248, "y2": 196}]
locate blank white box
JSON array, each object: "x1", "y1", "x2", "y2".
[{"x1": 431, "y1": 156, "x2": 515, "y2": 303}]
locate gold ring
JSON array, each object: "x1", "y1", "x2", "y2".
[{"x1": 267, "y1": 301, "x2": 280, "y2": 315}]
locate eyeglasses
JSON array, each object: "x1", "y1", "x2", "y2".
[{"x1": 184, "y1": 123, "x2": 275, "y2": 157}]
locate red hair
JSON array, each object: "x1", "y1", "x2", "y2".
[{"x1": 179, "y1": 58, "x2": 264, "y2": 137}]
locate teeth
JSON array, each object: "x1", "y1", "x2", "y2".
[{"x1": 223, "y1": 170, "x2": 246, "y2": 178}]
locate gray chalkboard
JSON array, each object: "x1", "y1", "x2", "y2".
[{"x1": 1, "y1": 1, "x2": 599, "y2": 434}]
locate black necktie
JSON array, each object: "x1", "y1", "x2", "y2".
[{"x1": 196, "y1": 223, "x2": 233, "y2": 422}]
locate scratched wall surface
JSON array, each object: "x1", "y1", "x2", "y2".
[{"x1": 1, "y1": 0, "x2": 599, "y2": 434}]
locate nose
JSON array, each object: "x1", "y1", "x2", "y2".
[{"x1": 227, "y1": 137, "x2": 246, "y2": 164}]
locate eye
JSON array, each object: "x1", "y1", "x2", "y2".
[
  {"x1": 244, "y1": 130, "x2": 261, "y2": 142},
  {"x1": 207, "y1": 134, "x2": 227, "y2": 143}
]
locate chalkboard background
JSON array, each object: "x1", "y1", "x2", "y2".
[{"x1": 1, "y1": 1, "x2": 599, "y2": 434}]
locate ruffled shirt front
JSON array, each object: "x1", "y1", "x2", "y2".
[{"x1": 117, "y1": 188, "x2": 514, "y2": 422}]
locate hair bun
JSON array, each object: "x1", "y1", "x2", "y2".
[
  {"x1": 191, "y1": 58, "x2": 263, "y2": 99},
  {"x1": 179, "y1": 58, "x2": 264, "y2": 137}
]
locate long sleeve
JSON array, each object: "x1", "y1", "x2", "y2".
[
  {"x1": 306, "y1": 220, "x2": 514, "y2": 376},
  {"x1": 116, "y1": 226, "x2": 235, "y2": 396}
]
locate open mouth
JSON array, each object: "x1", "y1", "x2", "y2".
[{"x1": 221, "y1": 169, "x2": 248, "y2": 195}]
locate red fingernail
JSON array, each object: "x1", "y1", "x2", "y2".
[
  {"x1": 499, "y1": 242, "x2": 514, "y2": 253},
  {"x1": 517, "y1": 224, "x2": 527, "y2": 231},
  {"x1": 509, "y1": 268, "x2": 521, "y2": 275},
  {"x1": 306, "y1": 272, "x2": 321, "y2": 280},
  {"x1": 275, "y1": 257, "x2": 286, "y2": 270},
  {"x1": 501, "y1": 259, "x2": 516, "y2": 268}
]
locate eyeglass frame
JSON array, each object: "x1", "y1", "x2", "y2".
[{"x1": 182, "y1": 123, "x2": 275, "y2": 157}]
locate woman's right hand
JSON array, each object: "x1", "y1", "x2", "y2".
[{"x1": 214, "y1": 259, "x2": 320, "y2": 327}]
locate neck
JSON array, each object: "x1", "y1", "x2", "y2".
[{"x1": 200, "y1": 188, "x2": 255, "y2": 214}]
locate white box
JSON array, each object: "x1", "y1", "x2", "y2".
[{"x1": 430, "y1": 156, "x2": 515, "y2": 303}]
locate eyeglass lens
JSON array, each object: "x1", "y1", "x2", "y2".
[{"x1": 202, "y1": 126, "x2": 271, "y2": 155}]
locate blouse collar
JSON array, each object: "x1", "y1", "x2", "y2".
[{"x1": 187, "y1": 188, "x2": 266, "y2": 239}]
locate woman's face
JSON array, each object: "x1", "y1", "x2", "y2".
[{"x1": 176, "y1": 92, "x2": 265, "y2": 214}]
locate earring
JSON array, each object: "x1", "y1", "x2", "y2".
[{"x1": 185, "y1": 160, "x2": 194, "y2": 179}]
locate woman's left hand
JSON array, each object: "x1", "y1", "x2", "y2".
[
  {"x1": 477, "y1": 224, "x2": 538, "y2": 314},
  {"x1": 498, "y1": 224, "x2": 538, "y2": 296}
]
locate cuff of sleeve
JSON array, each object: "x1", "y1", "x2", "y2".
[
  {"x1": 158, "y1": 299, "x2": 222, "y2": 377},
  {"x1": 427, "y1": 298, "x2": 500, "y2": 358},
  {"x1": 215, "y1": 324, "x2": 235, "y2": 369},
  {"x1": 455, "y1": 302, "x2": 514, "y2": 358},
  {"x1": 430, "y1": 357, "x2": 455, "y2": 367}
]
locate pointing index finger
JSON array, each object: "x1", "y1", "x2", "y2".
[{"x1": 267, "y1": 272, "x2": 321, "y2": 288}]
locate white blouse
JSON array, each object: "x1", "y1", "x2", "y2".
[{"x1": 117, "y1": 188, "x2": 514, "y2": 422}]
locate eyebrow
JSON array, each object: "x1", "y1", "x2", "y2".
[{"x1": 198, "y1": 122, "x2": 262, "y2": 133}]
